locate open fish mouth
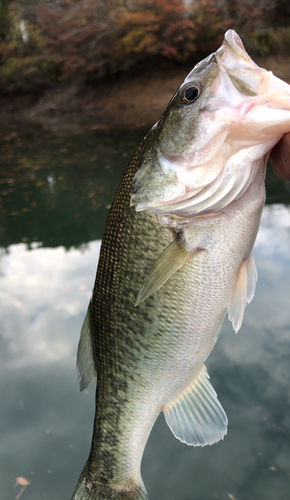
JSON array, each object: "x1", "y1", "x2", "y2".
[{"x1": 131, "y1": 30, "x2": 290, "y2": 219}]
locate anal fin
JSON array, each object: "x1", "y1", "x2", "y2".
[
  {"x1": 228, "y1": 253, "x2": 257, "y2": 333},
  {"x1": 77, "y1": 301, "x2": 97, "y2": 391},
  {"x1": 163, "y1": 365, "x2": 228, "y2": 447},
  {"x1": 135, "y1": 236, "x2": 197, "y2": 306}
]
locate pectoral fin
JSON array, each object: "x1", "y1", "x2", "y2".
[
  {"x1": 228, "y1": 253, "x2": 257, "y2": 333},
  {"x1": 135, "y1": 237, "x2": 197, "y2": 306},
  {"x1": 163, "y1": 365, "x2": 228, "y2": 446},
  {"x1": 77, "y1": 301, "x2": 97, "y2": 391}
]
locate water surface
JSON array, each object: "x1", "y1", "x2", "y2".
[{"x1": 0, "y1": 131, "x2": 290, "y2": 500}]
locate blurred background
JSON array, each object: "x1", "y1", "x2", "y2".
[
  {"x1": 0, "y1": 2, "x2": 290, "y2": 500},
  {"x1": 1, "y1": 0, "x2": 290, "y2": 132}
]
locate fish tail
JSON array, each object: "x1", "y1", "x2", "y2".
[{"x1": 71, "y1": 463, "x2": 148, "y2": 500}]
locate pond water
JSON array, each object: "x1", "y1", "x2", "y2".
[{"x1": 0, "y1": 130, "x2": 290, "y2": 500}]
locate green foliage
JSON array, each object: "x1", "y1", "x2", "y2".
[
  {"x1": 0, "y1": 0, "x2": 11, "y2": 41},
  {"x1": 0, "y1": 3, "x2": 60, "y2": 91},
  {"x1": 244, "y1": 27, "x2": 290, "y2": 57}
]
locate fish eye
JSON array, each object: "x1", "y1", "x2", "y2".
[{"x1": 177, "y1": 82, "x2": 201, "y2": 106}]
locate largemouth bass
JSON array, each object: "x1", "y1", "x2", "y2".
[{"x1": 72, "y1": 30, "x2": 290, "y2": 500}]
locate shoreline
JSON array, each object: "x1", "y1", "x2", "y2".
[{"x1": 1, "y1": 55, "x2": 290, "y2": 138}]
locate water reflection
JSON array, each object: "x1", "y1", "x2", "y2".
[
  {"x1": 0, "y1": 241, "x2": 101, "y2": 499},
  {"x1": 0, "y1": 130, "x2": 290, "y2": 500},
  {"x1": 0, "y1": 131, "x2": 289, "y2": 250},
  {"x1": 0, "y1": 130, "x2": 145, "y2": 248},
  {"x1": 0, "y1": 241, "x2": 101, "y2": 368},
  {"x1": 0, "y1": 204, "x2": 289, "y2": 500}
]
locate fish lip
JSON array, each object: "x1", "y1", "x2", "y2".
[
  {"x1": 214, "y1": 30, "x2": 263, "y2": 117},
  {"x1": 223, "y1": 30, "x2": 247, "y2": 57},
  {"x1": 215, "y1": 30, "x2": 249, "y2": 63},
  {"x1": 215, "y1": 29, "x2": 256, "y2": 78}
]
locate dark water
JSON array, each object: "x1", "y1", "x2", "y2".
[{"x1": 0, "y1": 130, "x2": 290, "y2": 500}]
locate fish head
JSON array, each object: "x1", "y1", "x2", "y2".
[{"x1": 131, "y1": 30, "x2": 290, "y2": 219}]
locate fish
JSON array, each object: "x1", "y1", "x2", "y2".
[{"x1": 71, "y1": 30, "x2": 290, "y2": 500}]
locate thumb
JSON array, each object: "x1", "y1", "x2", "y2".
[{"x1": 270, "y1": 132, "x2": 290, "y2": 182}]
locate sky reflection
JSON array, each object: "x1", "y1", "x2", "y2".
[
  {"x1": 0, "y1": 241, "x2": 101, "y2": 369},
  {"x1": 0, "y1": 205, "x2": 290, "y2": 500}
]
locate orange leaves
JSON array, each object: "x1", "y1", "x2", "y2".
[
  {"x1": 15, "y1": 477, "x2": 30, "y2": 486},
  {"x1": 0, "y1": 0, "x2": 232, "y2": 90},
  {"x1": 14, "y1": 477, "x2": 31, "y2": 500},
  {"x1": 155, "y1": 0, "x2": 185, "y2": 12},
  {"x1": 115, "y1": 0, "x2": 201, "y2": 65},
  {"x1": 161, "y1": 45, "x2": 178, "y2": 58},
  {"x1": 163, "y1": 19, "x2": 195, "y2": 40}
]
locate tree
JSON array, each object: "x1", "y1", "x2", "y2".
[{"x1": 0, "y1": 0, "x2": 11, "y2": 42}]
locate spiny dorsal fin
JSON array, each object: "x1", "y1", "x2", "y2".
[
  {"x1": 77, "y1": 301, "x2": 97, "y2": 391},
  {"x1": 228, "y1": 253, "x2": 257, "y2": 333},
  {"x1": 163, "y1": 365, "x2": 228, "y2": 447},
  {"x1": 135, "y1": 237, "x2": 197, "y2": 306}
]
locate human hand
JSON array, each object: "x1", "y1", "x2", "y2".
[{"x1": 270, "y1": 132, "x2": 290, "y2": 181}]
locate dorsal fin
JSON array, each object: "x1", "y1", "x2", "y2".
[
  {"x1": 76, "y1": 301, "x2": 97, "y2": 391},
  {"x1": 135, "y1": 237, "x2": 197, "y2": 306},
  {"x1": 228, "y1": 253, "x2": 257, "y2": 333},
  {"x1": 163, "y1": 365, "x2": 228, "y2": 447}
]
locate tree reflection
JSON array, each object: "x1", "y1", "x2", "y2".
[
  {"x1": 0, "y1": 130, "x2": 289, "y2": 251},
  {"x1": 0, "y1": 129, "x2": 145, "y2": 249}
]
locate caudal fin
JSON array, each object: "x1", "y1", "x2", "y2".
[{"x1": 71, "y1": 464, "x2": 148, "y2": 500}]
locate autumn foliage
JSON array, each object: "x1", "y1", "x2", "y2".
[
  {"x1": 0, "y1": 0, "x2": 288, "y2": 92},
  {"x1": 116, "y1": 0, "x2": 197, "y2": 64}
]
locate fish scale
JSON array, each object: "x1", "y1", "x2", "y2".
[
  {"x1": 73, "y1": 156, "x2": 264, "y2": 499},
  {"x1": 72, "y1": 30, "x2": 290, "y2": 500},
  {"x1": 84, "y1": 141, "x2": 171, "y2": 489}
]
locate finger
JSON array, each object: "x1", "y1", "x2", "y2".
[{"x1": 270, "y1": 132, "x2": 290, "y2": 181}]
